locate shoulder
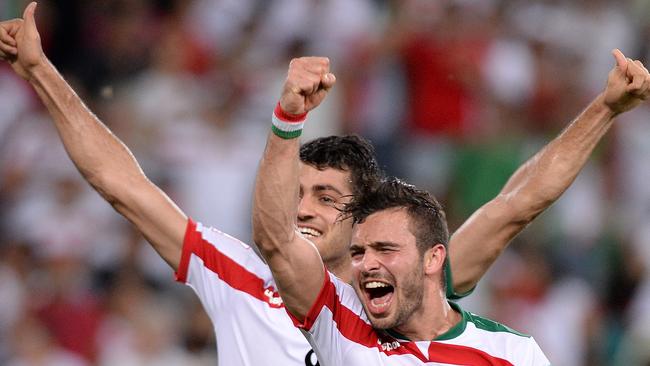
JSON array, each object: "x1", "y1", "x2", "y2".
[
  {"x1": 187, "y1": 220, "x2": 263, "y2": 262},
  {"x1": 180, "y1": 219, "x2": 272, "y2": 282}
]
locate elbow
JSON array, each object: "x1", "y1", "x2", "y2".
[
  {"x1": 252, "y1": 205, "x2": 296, "y2": 261},
  {"x1": 251, "y1": 207, "x2": 294, "y2": 260},
  {"x1": 496, "y1": 189, "x2": 557, "y2": 225},
  {"x1": 251, "y1": 216, "x2": 269, "y2": 252},
  {"x1": 88, "y1": 171, "x2": 146, "y2": 211},
  {"x1": 251, "y1": 227, "x2": 283, "y2": 261},
  {"x1": 86, "y1": 171, "x2": 120, "y2": 205}
]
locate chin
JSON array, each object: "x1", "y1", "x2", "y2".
[{"x1": 368, "y1": 316, "x2": 395, "y2": 330}]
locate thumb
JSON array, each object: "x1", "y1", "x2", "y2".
[
  {"x1": 321, "y1": 73, "x2": 336, "y2": 91},
  {"x1": 23, "y1": 2, "x2": 38, "y2": 34},
  {"x1": 612, "y1": 49, "x2": 628, "y2": 73}
]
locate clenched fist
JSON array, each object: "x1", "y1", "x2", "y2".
[{"x1": 279, "y1": 57, "x2": 336, "y2": 115}]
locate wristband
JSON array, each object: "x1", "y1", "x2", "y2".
[{"x1": 272, "y1": 102, "x2": 307, "y2": 139}]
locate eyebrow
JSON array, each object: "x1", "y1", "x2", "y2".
[
  {"x1": 349, "y1": 241, "x2": 399, "y2": 252},
  {"x1": 369, "y1": 241, "x2": 400, "y2": 249},
  {"x1": 312, "y1": 184, "x2": 345, "y2": 196},
  {"x1": 349, "y1": 244, "x2": 361, "y2": 253}
]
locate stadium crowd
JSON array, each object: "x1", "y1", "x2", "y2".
[{"x1": 0, "y1": 0, "x2": 649, "y2": 364}]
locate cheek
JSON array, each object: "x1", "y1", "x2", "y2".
[
  {"x1": 322, "y1": 208, "x2": 342, "y2": 226},
  {"x1": 350, "y1": 258, "x2": 363, "y2": 270},
  {"x1": 350, "y1": 264, "x2": 363, "y2": 284},
  {"x1": 378, "y1": 253, "x2": 400, "y2": 267},
  {"x1": 339, "y1": 217, "x2": 355, "y2": 233},
  {"x1": 386, "y1": 256, "x2": 419, "y2": 283}
]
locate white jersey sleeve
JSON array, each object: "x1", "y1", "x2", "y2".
[
  {"x1": 175, "y1": 219, "x2": 283, "y2": 313},
  {"x1": 174, "y1": 219, "x2": 317, "y2": 366}
]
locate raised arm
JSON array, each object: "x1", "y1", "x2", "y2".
[
  {"x1": 0, "y1": 3, "x2": 186, "y2": 269},
  {"x1": 252, "y1": 57, "x2": 336, "y2": 320},
  {"x1": 448, "y1": 49, "x2": 650, "y2": 295}
]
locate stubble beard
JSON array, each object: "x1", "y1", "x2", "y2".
[{"x1": 370, "y1": 261, "x2": 424, "y2": 331}]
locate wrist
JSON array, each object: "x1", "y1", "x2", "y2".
[
  {"x1": 595, "y1": 92, "x2": 620, "y2": 120},
  {"x1": 26, "y1": 54, "x2": 51, "y2": 84},
  {"x1": 272, "y1": 102, "x2": 307, "y2": 139}
]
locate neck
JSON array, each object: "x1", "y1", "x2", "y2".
[
  {"x1": 393, "y1": 286, "x2": 461, "y2": 341},
  {"x1": 326, "y1": 255, "x2": 353, "y2": 283}
]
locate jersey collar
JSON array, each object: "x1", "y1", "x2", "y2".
[{"x1": 383, "y1": 301, "x2": 467, "y2": 342}]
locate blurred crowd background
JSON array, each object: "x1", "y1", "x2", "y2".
[{"x1": 1, "y1": 0, "x2": 650, "y2": 365}]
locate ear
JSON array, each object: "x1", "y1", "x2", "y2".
[{"x1": 423, "y1": 244, "x2": 446, "y2": 276}]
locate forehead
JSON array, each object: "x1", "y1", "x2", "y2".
[
  {"x1": 352, "y1": 208, "x2": 415, "y2": 246},
  {"x1": 299, "y1": 163, "x2": 353, "y2": 195}
]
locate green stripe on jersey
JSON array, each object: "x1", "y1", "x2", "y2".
[
  {"x1": 465, "y1": 311, "x2": 530, "y2": 338},
  {"x1": 444, "y1": 257, "x2": 475, "y2": 300},
  {"x1": 387, "y1": 302, "x2": 531, "y2": 341},
  {"x1": 435, "y1": 302, "x2": 530, "y2": 340}
]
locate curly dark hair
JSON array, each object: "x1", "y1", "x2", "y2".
[
  {"x1": 345, "y1": 177, "x2": 449, "y2": 254},
  {"x1": 299, "y1": 135, "x2": 383, "y2": 197}
]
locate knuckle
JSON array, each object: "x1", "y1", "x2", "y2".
[
  {"x1": 299, "y1": 79, "x2": 315, "y2": 89},
  {"x1": 290, "y1": 58, "x2": 303, "y2": 68}
]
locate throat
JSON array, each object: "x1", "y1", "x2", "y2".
[
  {"x1": 324, "y1": 254, "x2": 353, "y2": 282},
  {"x1": 393, "y1": 301, "x2": 462, "y2": 341}
]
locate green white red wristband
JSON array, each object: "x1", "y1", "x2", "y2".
[{"x1": 272, "y1": 102, "x2": 307, "y2": 139}]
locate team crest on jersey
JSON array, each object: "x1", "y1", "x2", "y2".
[{"x1": 264, "y1": 287, "x2": 284, "y2": 307}]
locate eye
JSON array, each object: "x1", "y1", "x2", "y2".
[
  {"x1": 349, "y1": 248, "x2": 364, "y2": 259},
  {"x1": 319, "y1": 195, "x2": 336, "y2": 205},
  {"x1": 377, "y1": 246, "x2": 396, "y2": 254}
]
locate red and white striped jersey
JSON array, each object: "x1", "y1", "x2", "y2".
[
  {"x1": 288, "y1": 271, "x2": 551, "y2": 366},
  {"x1": 175, "y1": 219, "x2": 320, "y2": 366}
]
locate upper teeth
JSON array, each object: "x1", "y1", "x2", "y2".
[
  {"x1": 299, "y1": 227, "x2": 321, "y2": 237},
  {"x1": 365, "y1": 282, "x2": 389, "y2": 289}
]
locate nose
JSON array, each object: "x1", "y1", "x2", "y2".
[
  {"x1": 297, "y1": 195, "x2": 316, "y2": 221},
  {"x1": 360, "y1": 251, "x2": 381, "y2": 273}
]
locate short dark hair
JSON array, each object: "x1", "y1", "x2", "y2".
[
  {"x1": 300, "y1": 135, "x2": 383, "y2": 197},
  {"x1": 345, "y1": 177, "x2": 449, "y2": 254}
]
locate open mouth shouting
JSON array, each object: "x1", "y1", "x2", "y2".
[{"x1": 361, "y1": 280, "x2": 395, "y2": 316}]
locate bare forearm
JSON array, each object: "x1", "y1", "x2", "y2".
[
  {"x1": 449, "y1": 50, "x2": 650, "y2": 295},
  {"x1": 252, "y1": 132, "x2": 325, "y2": 319},
  {"x1": 27, "y1": 58, "x2": 186, "y2": 269},
  {"x1": 449, "y1": 94, "x2": 616, "y2": 294},
  {"x1": 500, "y1": 93, "x2": 615, "y2": 216},
  {"x1": 252, "y1": 133, "x2": 301, "y2": 256},
  {"x1": 252, "y1": 57, "x2": 333, "y2": 319},
  {"x1": 29, "y1": 58, "x2": 145, "y2": 198}
]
